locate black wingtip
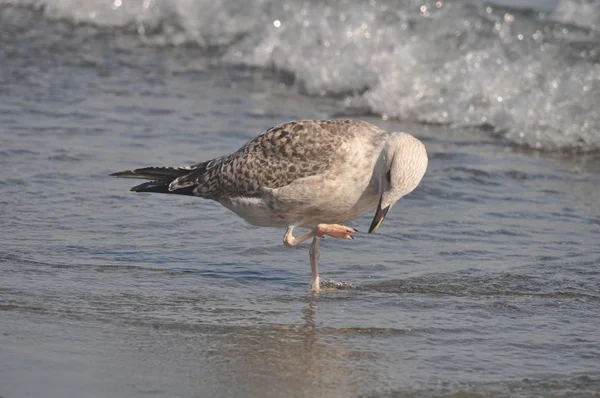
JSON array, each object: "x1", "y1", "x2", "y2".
[
  {"x1": 130, "y1": 180, "x2": 169, "y2": 193},
  {"x1": 110, "y1": 170, "x2": 135, "y2": 178},
  {"x1": 110, "y1": 165, "x2": 200, "y2": 196},
  {"x1": 129, "y1": 180, "x2": 196, "y2": 196}
]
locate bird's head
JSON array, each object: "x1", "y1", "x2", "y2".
[{"x1": 369, "y1": 132, "x2": 428, "y2": 233}]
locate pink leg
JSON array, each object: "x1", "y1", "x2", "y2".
[
  {"x1": 283, "y1": 224, "x2": 357, "y2": 246},
  {"x1": 282, "y1": 225, "x2": 357, "y2": 293},
  {"x1": 314, "y1": 224, "x2": 357, "y2": 240},
  {"x1": 309, "y1": 237, "x2": 320, "y2": 293}
]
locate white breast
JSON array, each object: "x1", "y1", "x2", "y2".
[{"x1": 220, "y1": 196, "x2": 289, "y2": 228}]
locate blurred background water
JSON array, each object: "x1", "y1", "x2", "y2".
[{"x1": 1, "y1": 0, "x2": 599, "y2": 397}]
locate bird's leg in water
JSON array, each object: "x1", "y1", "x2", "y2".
[
  {"x1": 283, "y1": 225, "x2": 357, "y2": 247},
  {"x1": 309, "y1": 236, "x2": 320, "y2": 293},
  {"x1": 283, "y1": 225, "x2": 356, "y2": 293}
]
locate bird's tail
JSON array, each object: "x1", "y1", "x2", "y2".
[{"x1": 110, "y1": 166, "x2": 200, "y2": 195}]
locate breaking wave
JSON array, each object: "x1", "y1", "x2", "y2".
[{"x1": 5, "y1": 0, "x2": 600, "y2": 151}]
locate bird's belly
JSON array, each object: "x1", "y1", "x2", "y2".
[
  {"x1": 219, "y1": 187, "x2": 378, "y2": 229},
  {"x1": 268, "y1": 173, "x2": 379, "y2": 228},
  {"x1": 219, "y1": 196, "x2": 291, "y2": 228},
  {"x1": 304, "y1": 190, "x2": 378, "y2": 225}
]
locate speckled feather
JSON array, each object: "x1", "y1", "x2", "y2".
[{"x1": 169, "y1": 119, "x2": 382, "y2": 199}]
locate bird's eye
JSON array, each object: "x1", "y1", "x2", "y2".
[{"x1": 386, "y1": 169, "x2": 391, "y2": 183}]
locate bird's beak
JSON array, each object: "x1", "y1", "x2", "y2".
[{"x1": 368, "y1": 196, "x2": 390, "y2": 233}]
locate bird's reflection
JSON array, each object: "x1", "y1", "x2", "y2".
[
  {"x1": 301, "y1": 294, "x2": 317, "y2": 329},
  {"x1": 117, "y1": 291, "x2": 361, "y2": 397}
]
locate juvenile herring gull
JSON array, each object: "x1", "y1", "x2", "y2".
[{"x1": 111, "y1": 119, "x2": 428, "y2": 292}]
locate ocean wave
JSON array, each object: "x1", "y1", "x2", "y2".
[{"x1": 5, "y1": 0, "x2": 600, "y2": 151}]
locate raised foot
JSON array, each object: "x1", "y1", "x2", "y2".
[{"x1": 315, "y1": 224, "x2": 358, "y2": 240}]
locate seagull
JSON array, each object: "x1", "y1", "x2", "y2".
[{"x1": 110, "y1": 119, "x2": 428, "y2": 292}]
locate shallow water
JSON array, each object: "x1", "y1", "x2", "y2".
[{"x1": 1, "y1": 1, "x2": 600, "y2": 397}]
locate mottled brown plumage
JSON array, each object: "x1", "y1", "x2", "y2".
[{"x1": 168, "y1": 119, "x2": 379, "y2": 199}]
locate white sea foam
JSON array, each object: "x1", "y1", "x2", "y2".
[{"x1": 5, "y1": 0, "x2": 600, "y2": 151}]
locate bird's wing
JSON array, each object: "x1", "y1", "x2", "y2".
[{"x1": 169, "y1": 120, "x2": 379, "y2": 199}]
